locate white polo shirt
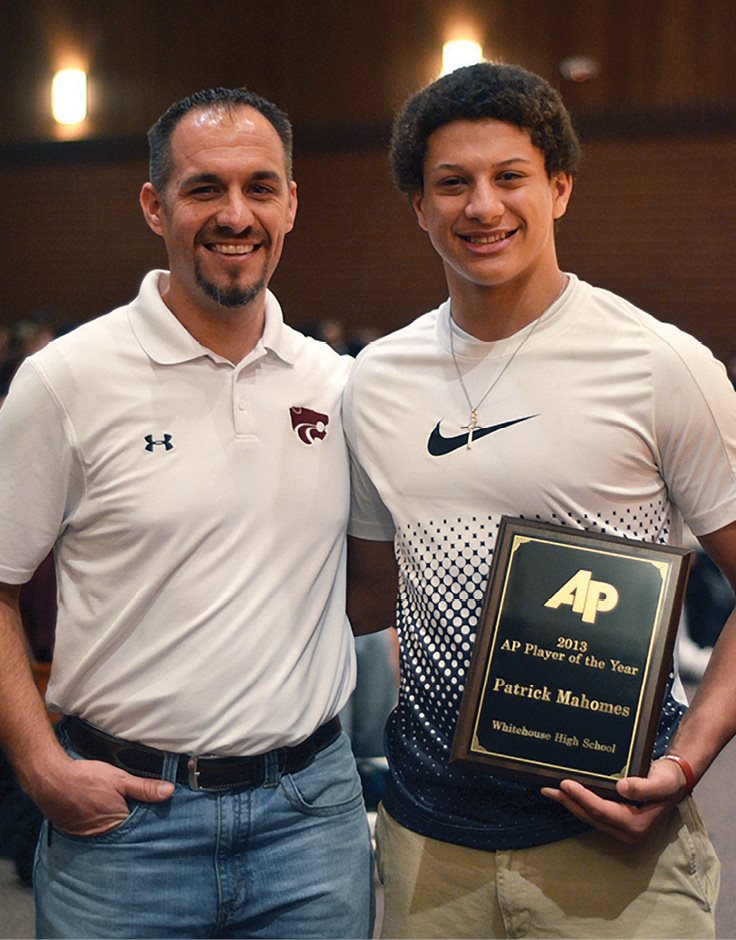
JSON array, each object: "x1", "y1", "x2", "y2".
[{"x1": 0, "y1": 270, "x2": 355, "y2": 756}]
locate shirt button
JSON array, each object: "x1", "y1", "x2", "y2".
[{"x1": 237, "y1": 400, "x2": 246, "y2": 411}]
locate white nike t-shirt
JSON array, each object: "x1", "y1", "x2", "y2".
[{"x1": 343, "y1": 273, "x2": 736, "y2": 850}]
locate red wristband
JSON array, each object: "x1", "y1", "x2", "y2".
[{"x1": 662, "y1": 753, "x2": 696, "y2": 794}]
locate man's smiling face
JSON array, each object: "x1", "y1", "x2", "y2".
[{"x1": 141, "y1": 103, "x2": 297, "y2": 318}]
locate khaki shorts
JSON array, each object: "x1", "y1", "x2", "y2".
[{"x1": 375, "y1": 798, "x2": 719, "y2": 939}]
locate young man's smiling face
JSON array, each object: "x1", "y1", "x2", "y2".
[
  {"x1": 140, "y1": 103, "x2": 297, "y2": 320},
  {"x1": 412, "y1": 118, "x2": 572, "y2": 309}
]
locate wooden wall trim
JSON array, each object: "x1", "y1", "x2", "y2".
[{"x1": 2, "y1": 106, "x2": 734, "y2": 167}]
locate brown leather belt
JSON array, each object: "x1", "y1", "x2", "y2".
[{"x1": 64, "y1": 715, "x2": 342, "y2": 791}]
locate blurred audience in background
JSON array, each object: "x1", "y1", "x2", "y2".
[
  {"x1": 680, "y1": 544, "x2": 735, "y2": 682},
  {"x1": 723, "y1": 351, "x2": 736, "y2": 391},
  {"x1": 304, "y1": 317, "x2": 381, "y2": 357},
  {"x1": 678, "y1": 351, "x2": 736, "y2": 683},
  {"x1": 0, "y1": 312, "x2": 57, "y2": 404},
  {"x1": 341, "y1": 631, "x2": 398, "y2": 811}
]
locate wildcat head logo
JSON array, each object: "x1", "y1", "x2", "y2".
[{"x1": 290, "y1": 407, "x2": 329, "y2": 444}]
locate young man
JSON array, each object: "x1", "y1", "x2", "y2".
[
  {"x1": 345, "y1": 62, "x2": 736, "y2": 938},
  {"x1": 0, "y1": 88, "x2": 373, "y2": 939}
]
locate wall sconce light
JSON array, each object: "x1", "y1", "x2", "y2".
[
  {"x1": 441, "y1": 39, "x2": 484, "y2": 76},
  {"x1": 559, "y1": 55, "x2": 601, "y2": 83},
  {"x1": 52, "y1": 68, "x2": 88, "y2": 125}
]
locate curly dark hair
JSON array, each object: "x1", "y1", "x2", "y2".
[
  {"x1": 390, "y1": 62, "x2": 580, "y2": 194},
  {"x1": 147, "y1": 87, "x2": 293, "y2": 194}
]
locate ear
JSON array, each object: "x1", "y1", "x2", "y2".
[
  {"x1": 285, "y1": 180, "x2": 298, "y2": 234},
  {"x1": 410, "y1": 190, "x2": 430, "y2": 233},
  {"x1": 551, "y1": 173, "x2": 574, "y2": 221},
  {"x1": 139, "y1": 182, "x2": 166, "y2": 237}
]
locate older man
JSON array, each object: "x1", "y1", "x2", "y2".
[{"x1": 0, "y1": 87, "x2": 372, "y2": 939}]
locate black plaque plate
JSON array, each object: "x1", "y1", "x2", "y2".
[{"x1": 451, "y1": 517, "x2": 692, "y2": 796}]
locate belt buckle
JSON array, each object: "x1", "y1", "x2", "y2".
[{"x1": 187, "y1": 755, "x2": 202, "y2": 791}]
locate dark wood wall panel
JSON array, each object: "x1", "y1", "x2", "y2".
[
  {"x1": 2, "y1": 133, "x2": 734, "y2": 361},
  {"x1": 557, "y1": 134, "x2": 736, "y2": 359},
  {"x1": 3, "y1": 1, "x2": 735, "y2": 143},
  {"x1": 0, "y1": 159, "x2": 163, "y2": 326}
]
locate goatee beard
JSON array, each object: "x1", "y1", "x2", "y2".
[{"x1": 195, "y1": 263, "x2": 266, "y2": 309}]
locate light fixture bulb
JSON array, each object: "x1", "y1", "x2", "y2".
[
  {"x1": 441, "y1": 39, "x2": 483, "y2": 76},
  {"x1": 52, "y1": 69, "x2": 87, "y2": 125}
]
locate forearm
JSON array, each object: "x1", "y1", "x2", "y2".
[
  {"x1": 0, "y1": 584, "x2": 67, "y2": 798},
  {"x1": 348, "y1": 588, "x2": 395, "y2": 636},
  {"x1": 668, "y1": 607, "x2": 736, "y2": 782},
  {"x1": 347, "y1": 536, "x2": 398, "y2": 635},
  {"x1": 0, "y1": 582, "x2": 175, "y2": 833}
]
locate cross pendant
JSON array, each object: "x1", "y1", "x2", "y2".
[{"x1": 463, "y1": 410, "x2": 479, "y2": 449}]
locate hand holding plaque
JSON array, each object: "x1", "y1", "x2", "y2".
[{"x1": 451, "y1": 517, "x2": 692, "y2": 797}]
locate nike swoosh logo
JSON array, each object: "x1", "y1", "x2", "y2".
[{"x1": 427, "y1": 415, "x2": 537, "y2": 456}]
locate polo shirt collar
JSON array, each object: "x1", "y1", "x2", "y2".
[
  {"x1": 260, "y1": 290, "x2": 298, "y2": 365},
  {"x1": 129, "y1": 270, "x2": 298, "y2": 366}
]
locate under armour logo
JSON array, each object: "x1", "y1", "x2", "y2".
[
  {"x1": 289, "y1": 407, "x2": 329, "y2": 445},
  {"x1": 144, "y1": 434, "x2": 174, "y2": 452}
]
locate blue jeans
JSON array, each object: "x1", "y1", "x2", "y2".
[{"x1": 34, "y1": 726, "x2": 374, "y2": 939}]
